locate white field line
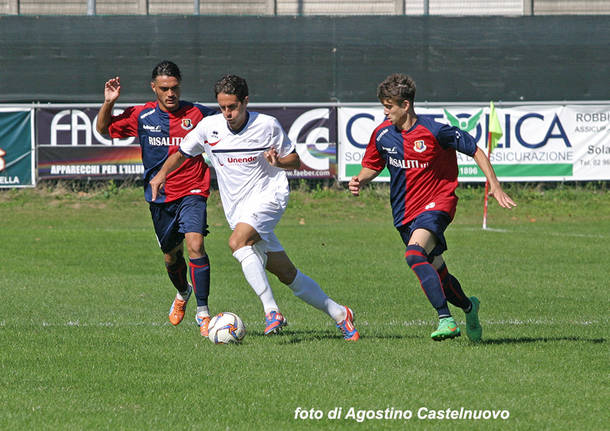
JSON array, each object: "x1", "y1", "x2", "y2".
[
  {"x1": 455, "y1": 227, "x2": 608, "y2": 239},
  {"x1": 0, "y1": 318, "x2": 601, "y2": 328},
  {"x1": 357, "y1": 319, "x2": 600, "y2": 327}
]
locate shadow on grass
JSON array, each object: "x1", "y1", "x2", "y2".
[
  {"x1": 248, "y1": 331, "x2": 605, "y2": 345},
  {"x1": 481, "y1": 336, "x2": 605, "y2": 345},
  {"x1": 249, "y1": 328, "x2": 419, "y2": 343}
]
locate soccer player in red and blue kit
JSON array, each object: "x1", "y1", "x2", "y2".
[
  {"x1": 96, "y1": 61, "x2": 217, "y2": 336},
  {"x1": 349, "y1": 73, "x2": 516, "y2": 341}
]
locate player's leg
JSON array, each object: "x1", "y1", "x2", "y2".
[
  {"x1": 405, "y1": 228, "x2": 452, "y2": 319},
  {"x1": 433, "y1": 256, "x2": 482, "y2": 342},
  {"x1": 164, "y1": 244, "x2": 190, "y2": 297},
  {"x1": 401, "y1": 214, "x2": 460, "y2": 341},
  {"x1": 230, "y1": 223, "x2": 284, "y2": 334},
  {"x1": 179, "y1": 196, "x2": 212, "y2": 336},
  {"x1": 431, "y1": 255, "x2": 471, "y2": 310},
  {"x1": 164, "y1": 244, "x2": 192, "y2": 326},
  {"x1": 265, "y1": 235, "x2": 359, "y2": 341},
  {"x1": 185, "y1": 232, "x2": 211, "y2": 335},
  {"x1": 265, "y1": 250, "x2": 344, "y2": 320},
  {"x1": 150, "y1": 201, "x2": 192, "y2": 325}
]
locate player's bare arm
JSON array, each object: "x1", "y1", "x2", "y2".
[
  {"x1": 264, "y1": 148, "x2": 301, "y2": 170},
  {"x1": 348, "y1": 167, "x2": 380, "y2": 196},
  {"x1": 472, "y1": 147, "x2": 517, "y2": 209},
  {"x1": 96, "y1": 76, "x2": 121, "y2": 134},
  {"x1": 149, "y1": 151, "x2": 188, "y2": 201}
]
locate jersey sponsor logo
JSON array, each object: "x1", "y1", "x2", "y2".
[
  {"x1": 388, "y1": 156, "x2": 428, "y2": 170},
  {"x1": 142, "y1": 124, "x2": 161, "y2": 132},
  {"x1": 381, "y1": 145, "x2": 397, "y2": 154},
  {"x1": 413, "y1": 140, "x2": 427, "y2": 153},
  {"x1": 425, "y1": 202, "x2": 436, "y2": 209},
  {"x1": 181, "y1": 119, "x2": 193, "y2": 130},
  {"x1": 227, "y1": 155, "x2": 257, "y2": 164},
  {"x1": 147, "y1": 136, "x2": 183, "y2": 146}
]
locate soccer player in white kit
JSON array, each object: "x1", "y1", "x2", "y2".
[{"x1": 150, "y1": 75, "x2": 359, "y2": 340}]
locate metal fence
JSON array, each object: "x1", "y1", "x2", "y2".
[{"x1": 1, "y1": 0, "x2": 609, "y2": 16}]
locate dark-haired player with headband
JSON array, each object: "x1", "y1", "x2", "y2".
[{"x1": 150, "y1": 74, "x2": 359, "y2": 341}]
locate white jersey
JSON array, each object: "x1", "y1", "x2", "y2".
[{"x1": 180, "y1": 111, "x2": 295, "y2": 229}]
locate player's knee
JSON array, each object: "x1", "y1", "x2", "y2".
[
  {"x1": 229, "y1": 233, "x2": 257, "y2": 252},
  {"x1": 228, "y1": 236, "x2": 243, "y2": 253},
  {"x1": 186, "y1": 238, "x2": 205, "y2": 258},
  {"x1": 405, "y1": 244, "x2": 430, "y2": 269}
]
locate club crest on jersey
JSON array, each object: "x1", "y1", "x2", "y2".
[
  {"x1": 413, "y1": 140, "x2": 427, "y2": 153},
  {"x1": 181, "y1": 119, "x2": 193, "y2": 130}
]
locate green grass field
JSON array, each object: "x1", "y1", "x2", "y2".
[{"x1": 0, "y1": 182, "x2": 608, "y2": 430}]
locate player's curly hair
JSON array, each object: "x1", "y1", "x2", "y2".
[
  {"x1": 214, "y1": 75, "x2": 249, "y2": 102},
  {"x1": 151, "y1": 60, "x2": 182, "y2": 82},
  {"x1": 377, "y1": 73, "x2": 416, "y2": 105}
]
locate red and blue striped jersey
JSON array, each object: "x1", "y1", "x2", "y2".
[
  {"x1": 108, "y1": 101, "x2": 216, "y2": 203},
  {"x1": 362, "y1": 115, "x2": 478, "y2": 227}
]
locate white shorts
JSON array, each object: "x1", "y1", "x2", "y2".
[{"x1": 230, "y1": 192, "x2": 287, "y2": 252}]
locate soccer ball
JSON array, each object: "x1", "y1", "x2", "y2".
[{"x1": 207, "y1": 312, "x2": 246, "y2": 344}]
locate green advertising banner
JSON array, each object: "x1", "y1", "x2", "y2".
[
  {"x1": 0, "y1": 109, "x2": 35, "y2": 187},
  {"x1": 338, "y1": 103, "x2": 610, "y2": 182}
]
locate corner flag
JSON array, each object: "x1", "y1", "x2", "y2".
[
  {"x1": 488, "y1": 101, "x2": 502, "y2": 154},
  {"x1": 483, "y1": 101, "x2": 502, "y2": 230}
]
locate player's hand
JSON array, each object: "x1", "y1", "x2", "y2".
[
  {"x1": 104, "y1": 76, "x2": 121, "y2": 103},
  {"x1": 489, "y1": 184, "x2": 517, "y2": 209},
  {"x1": 348, "y1": 176, "x2": 361, "y2": 196},
  {"x1": 149, "y1": 172, "x2": 166, "y2": 201},
  {"x1": 264, "y1": 148, "x2": 279, "y2": 166}
]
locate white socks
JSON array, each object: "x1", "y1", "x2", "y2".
[
  {"x1": 232, "y1": 246, "x2": 279, "y2": 314},
  {"x1": 232, "y1": 246, "x2": 345, "y2": 322},
  {"x1": 289, "y1": 270, "x2": 345, "y2": 322},
  {"x1": 196, "y1": 306, "x2": 210, "y2": 318},
  {"x1": 252, "y1": 241, "x2": 268, "y2": 268}
]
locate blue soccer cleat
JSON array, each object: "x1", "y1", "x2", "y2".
[
  {"x1": 336, "y1": 306, "x2": 360, "y2": 341},
  {"x1": 264, "y1": 311, "x2": 287, "y2": 335}
]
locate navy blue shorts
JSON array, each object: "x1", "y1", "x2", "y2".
[
  {"x1": 149, "y1": 195, "x2": 209, "y2": 253},
  {"x1": 397, "y1": 211, "x2": 452, "y2": 258}
]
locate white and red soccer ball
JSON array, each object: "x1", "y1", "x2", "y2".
[{"x1": 207, "y1": 312, "x2": 246, "y2": 344}]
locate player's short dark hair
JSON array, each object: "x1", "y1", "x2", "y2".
[
  {"x1": 151, "y1": 60, "x2": 182, "y2": 82},
  {"x1": 214, "y1": 75, "x2": 249, "y2": 102},
  {"x1": 377, "y1": 73, "x2": 416, "y2": 105}
]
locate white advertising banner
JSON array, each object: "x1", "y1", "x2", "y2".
[{"x1": 338, "y1": 104, "x2": 610, "y2": 182}]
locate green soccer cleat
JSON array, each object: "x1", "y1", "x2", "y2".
[
  {"x1": 430, "y1": 317, "x2": 461, "y2": 341},
  {"x1": 465, "y1": 296, "x2": 482, "y2": 342}
]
